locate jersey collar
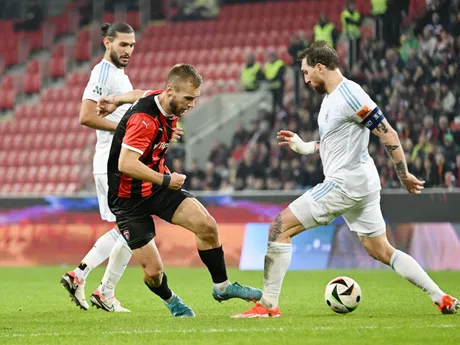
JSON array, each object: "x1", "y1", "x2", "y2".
[{"x1": 154, "y1": 95, "x2": 175, "y2": 119}]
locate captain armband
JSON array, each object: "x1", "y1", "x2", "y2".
[{"x1": 360, "y1": 107, "x2": 385, "y2": 131}]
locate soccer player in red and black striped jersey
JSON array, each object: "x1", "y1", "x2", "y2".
[{"x1": 97, "y1": 64, "x2": 262, "y2": 316}]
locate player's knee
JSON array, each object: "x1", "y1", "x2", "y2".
[
  {"x1": 362, "y1": 241, "x2": 393, "y2": 265},
  {"x1": 144, "y1": 267, "x2": 163, "y2": 287},
  {"x1": 195, "y1": 215, "x2": 219, "y2": 242}
]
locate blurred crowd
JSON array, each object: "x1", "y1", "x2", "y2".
[{"x1": 181, "y1": 0, "x2": 460, "y2": 191}]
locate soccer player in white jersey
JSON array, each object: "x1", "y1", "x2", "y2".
[
  {"x1": 60, "y1": 22, "x2": 138, "y2": 312},
  {"x1": 233, "y1": 41, "x2": 459, "y2": 318}
]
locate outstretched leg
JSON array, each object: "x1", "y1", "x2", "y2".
[{"x1": 360, "y1": 233, "x2": 459, "y2": 314}]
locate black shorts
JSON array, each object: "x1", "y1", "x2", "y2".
[{"x1": 108, "y1": 187, "x2": 194, "y2": 250}]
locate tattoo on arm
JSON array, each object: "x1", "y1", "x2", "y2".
[
  {"x1": 268, "y1": 214, "x2": 282, "y2": 242},
  {"x1": 376, "y1": 122, "x2": 389, "y2": 134},
  {"x1": 395, "y1": 161, "x2": 408, "y2": 179},
  {"x1": 384, "y1": 144, "x2": 399, "y2": 159}
]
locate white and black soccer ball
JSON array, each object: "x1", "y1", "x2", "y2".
[{"x1": 324, "y1": 276, "x2": 362, "y2": 314}]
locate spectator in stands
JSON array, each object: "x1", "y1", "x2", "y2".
[
  {"x1": 341, "y1": 0, "x2": 362, "y2": 70},
  {"x1": 422, "y1": 156, "x2": 437, "y2": 187},
  {"x1": 203, "y1": 162, "x2": 222, "y2": 190},
  {"x1": 264, "y1": 50, "x2": 286, "y2": 115},
  {"x1": 240, "y1": 52, "x2": 265, "y2": 92},
  {"x1": 288, "y1": 31, "x2": 308, "y2": 110},
  {"x1": 171, "y1": 0, "x2": 220, "y2": 21},
  {"x1": 443, "y1": 133, "x2": 460, "y2": 168},
  {"x1": 454, "y1": 153, "x2": 460, "y2": 183},
  {"x1": 79, "y1": 1, "x2": 93, "y2": 27},
  {"x1": 412, "y1": 131, "x2": 434, "y2": 162},
  {"x1": 383, "y1": 0, "x2": 408, "y2": 48},
  {"x1": 14, "y1": 0, "x2": 43, "y2": 32},
  {"x1": 371, "y1": 0, "x2": 387, "y2": 41},
  {"x1": 313, "y1": 14, "x2": 338, "y2": 49}
]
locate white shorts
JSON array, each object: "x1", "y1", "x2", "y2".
[
  {"x1": 94, "y1": 173, "x2": 116, "y2": 223},
  {"x1": 289, "y1": 181, "x2": 386, "y2": 237}
]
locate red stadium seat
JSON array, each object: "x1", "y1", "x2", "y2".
[
  {"x1": 50, "y1": 56, "x2": 67, "y2": 79},
  {"x1": 23, "y1": 72, "x2": 41, "y2": 94}
]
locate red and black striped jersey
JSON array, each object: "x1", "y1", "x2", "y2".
[{"x1": 108, "y1": 90, "x2": 179, "y2": 199}]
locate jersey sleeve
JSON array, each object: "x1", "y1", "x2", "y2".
[
  {"x1": 344, "y1": 85, "x2": 384, "y2": 131},
  {"x1": 122, "y1": 113, "x2": 158, "y2": 155},
  {"x1": 82, "y1": 64, "x2": 112, "y2": 102}
]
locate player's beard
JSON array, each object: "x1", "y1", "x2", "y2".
[
  {"x1": 311, "y1": 80, "x2": 327, "y2": 95},
  {"x1": 169, "y1": 97, "x2": 183, "y2": 116},
  {"x1": 110, "y1": 50, "x2": 129, "y2": 68}
]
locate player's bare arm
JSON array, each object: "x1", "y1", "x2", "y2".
[
  {"x1": 118, "y1": 147, "x2": 186, "y2": 190},
  {"x1": 277, "y1": 130, "x2": 320, "y2": 154},
  {"x1": 97, "y1": 90, "x2": 184, "y2": 141},
  {"x1": 79, "y1": 99, "x2": 118, "y2": 131},
  {"x1": 96, "y1": 89, "x2": 146, "y2": 117},
  {"x1": 371, "y1": 118, "x2": 425, "y2": 194}
]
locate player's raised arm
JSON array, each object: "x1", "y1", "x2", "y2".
[
  {"x1": 277, "y1": 130, "x2": 320, "y2": 155},
  {"x1": 96, "y1": 89, "x2": 147, "y2": 117},
  {"x1": 79, "y1": 99, "x2": 119, "y2": 131},
  {"x1": 371, "y1": 118, "x2": 425, "y2": 194}
]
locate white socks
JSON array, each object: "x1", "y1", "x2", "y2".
[
  {"x1": 99, "y1": 236, "x2": 133, "y2": 298},
  {"x1": 74, "y1": 229, "x2": 119, "y2": 281},
  {"x1": 259, "y1": 242, "x2": 292, "y2": 309},
  {"x1": 390, "y1": 250, "x2": 445, "y2": 304},
  {"x1": 214, "y1": 280, "x2": 231, "y2": 293}
]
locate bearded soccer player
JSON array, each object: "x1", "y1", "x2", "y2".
[
  {"x1": 61, "y1": 22, "x2": 145, "y2": 312},
  {"x1": 95, "y1": 64, "x2": 262, "y2": 316},
  {"x1": 233, "y1": 41, "x2": 459, "y2": 318}
]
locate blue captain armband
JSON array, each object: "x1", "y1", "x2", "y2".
[{"x1": 360, "y1": 106, "x2": 385, "y2": 131}]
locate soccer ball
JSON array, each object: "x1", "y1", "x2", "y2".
[{"x1": 324, "y1": 276, "x2": 362, "y2": 314}]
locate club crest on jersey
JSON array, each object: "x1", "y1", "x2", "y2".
[
  {"x1": 325, "y1": 110, "x2": 330, "y2": 122},
  {"x1": 122, "y1": 229, "x2": 130, "y2": 241},
  {"x1": 154, "y1": 142, "x2": 170, "y2": 150}
]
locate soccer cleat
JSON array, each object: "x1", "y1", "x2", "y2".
[
  {"x1": 90, "y1": 290, "x2": 131, "y2": 312},
  {"x1": 231, "y1": 302, "x2": 281, "y2": 318},
  {"x1": 437, "y1": 295, "x2": 459, "y2": 314},
  {"x1": 212, "y1": 282, "x2": 263, "y2": 303},
  {"x1": 60, "y1": 271, "x2": 89, "y2": 310},
  {"x1": 165, "y1": 295, "x2": 195, "y2": 317}
]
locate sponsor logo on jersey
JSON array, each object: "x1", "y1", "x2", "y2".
[{"x1": 357, "y1": 105, "x2": 372, "y2": 120}]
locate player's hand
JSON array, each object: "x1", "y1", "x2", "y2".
[
  {"x1": 169, "y1": 172, "x2": 186, "y2": 190},
  {"x1": 276, "y1": 130, "x2": 296, "y2": 146},
  {"x1": 172, "y1": 127, "x2": 184, "y2": 142},
  {"x1": 96, "y1": 96, "x2": 118, "y2": 117},
  {"x1": 277, "y1": 130, "x2": 304, "y2": 153},
  {"x1": 400, "y1": 173, "x2": 425, "y2": 194}
]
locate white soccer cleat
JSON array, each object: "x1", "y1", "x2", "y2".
[
  {"x1": 90, "y1": 290, "x2": 131, "y2": 312},
  {"x1": 60, "y1": 271, "x2": 89, "y2": 310}
]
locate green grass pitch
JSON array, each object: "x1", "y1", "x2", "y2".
[{"x1": 0, "y1": 267, "x2": 459, "y2": 345}]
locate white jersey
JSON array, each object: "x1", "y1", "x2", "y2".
[
  {"x1": 317, "y1": 78, "x2": 381, "y2": 198},
  {"x1": 82, "y1": 59, "x2": 133, "y2": 174}
]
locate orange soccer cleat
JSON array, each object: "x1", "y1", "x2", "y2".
[
  {"x1": 437, "y1": 295, "x2": 459, "y2": 314},
  {"x1": 231, "y1": 302, "x2": 281, "y2": 318}
]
